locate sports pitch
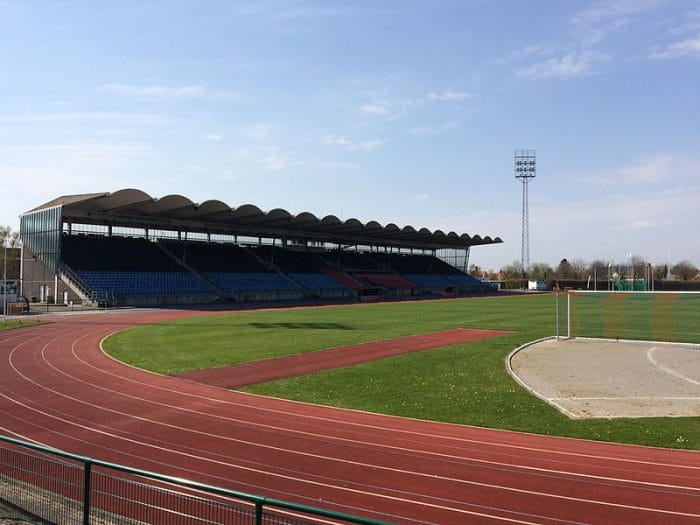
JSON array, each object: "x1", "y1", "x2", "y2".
[{"x1": 103, "y1": 294, "x2": 700, "y2": 450}]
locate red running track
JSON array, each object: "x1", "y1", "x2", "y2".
[
  {"x1": 0, "y1": 308, "x2": 699, "y2": 524},
  {"x1": 178, "y1": 328, "x2": 510, "y2": 389}
]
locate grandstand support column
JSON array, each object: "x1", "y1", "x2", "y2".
[{"x1": 19, "y1": 242, "x2": 24, "y2": 297}]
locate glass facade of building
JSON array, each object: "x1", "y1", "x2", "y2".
[{"x1": 20, "y1": 206, "x2": 62, "y2": 272}]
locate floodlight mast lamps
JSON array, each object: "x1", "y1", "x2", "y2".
[{"x1": 514, "y1": 150, "x2": 536, "y2": 277}]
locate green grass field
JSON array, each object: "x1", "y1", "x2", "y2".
[
  {"x1": 0, "y1": 320, "x2": 42, "y2": 332},
  {"x1": 103, "y1": 294, "x2": 700, "y2": 450}
]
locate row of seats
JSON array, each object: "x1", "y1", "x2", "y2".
[
  {"x1": 161, "y1": 240, "x2": 270, "y2": 273},
  {"x1": 62, "y1": 235, "x2": 181, "y2": 271},
  {"x1": 60, "y1": 235, "x2": 487, "y2": 297},
  {"x1": 205, "y1": 272, "x2": 302, "y2": 293},
  {"x1": 77, "y1": 271, "x2": 211, "y2": 295},
  {"x1": 351, "y1": 273, "x2": 416, "y2": 290}
]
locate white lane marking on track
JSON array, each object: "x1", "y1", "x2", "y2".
[
  {"x1": 0, "y1": 402, "x2": 545, "y2": 524},
  {"x1": 63, "y1": 331, "x2": 700, "y2": 491},
  {"x1": 93, "y1": 334, "x2": 700, "y2": 470},
  {"x1": 551, "y1": 397, "x2": 700, "y2": 401},
  {"x1": 1, "y1": 409, "x2": 341, "y2": 525},
  {"x1": 91, "y1": 327, "x2": 700, "y2": 476},
  {"x1": 647, "y1": 347, "x2": 700, "y2": 386},
  {"x1": 91, "y1": 331, "x2": 700, "y2": 473},
  {"x1": 9, "y1": 322, "x2": 700, "y2": 501},
  {"x1": 0, "y1": 425, "x2": 43, "y2": 444},
  {"x1": 8, "y1": 328, "x2": 700, "y2": 520},
  {"x1": 5, "y1": 330, "x2": 571, "y2": 525},
  {"x1": 4, "y1": 388, "x2": 700, "y2": 523},
  {"x1": 0, "y1": 407, "x2": 571, "y2": 525}
]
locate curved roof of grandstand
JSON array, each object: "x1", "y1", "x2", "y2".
[{"x1": 29, "y1": 188, "x2": 502, "y2": 250}]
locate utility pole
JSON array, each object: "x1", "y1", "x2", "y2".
[{"x1": 514, "y1": 150, "x2": 536, "y2": 277}]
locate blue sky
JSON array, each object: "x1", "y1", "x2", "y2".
[{"x1": 1, "y1": 1, "x2": 698, "y2": 270}]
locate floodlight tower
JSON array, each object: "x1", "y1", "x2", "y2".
[{"x1": 514, "y1": 150, "x2": 536, "y2": 275}]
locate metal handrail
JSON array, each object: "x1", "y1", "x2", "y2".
[
  {"x1": 0, "y1": 434, "x2": 392, "y2": 524},
  {"x1": 57, "y1": 263, "x2": 94, "y2": 299}
]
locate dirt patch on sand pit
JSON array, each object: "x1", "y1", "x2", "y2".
[
  {"x1": 179, "y1": 328, "x2": 509, "y2": 388},
  {"x1": 509, "y1": 338, "x2": 700, "y2": 418}
]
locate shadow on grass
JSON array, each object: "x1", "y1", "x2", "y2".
[{"x1": 248, "y1": 322, "x2": 356, "y2": 330}]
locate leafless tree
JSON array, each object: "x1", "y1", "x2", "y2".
[
  {"x1": 0, "y1": 226, "x2": 19, "y2": 248},
  {"x1": 528, "y1": 262, "x2": 553, "y2": 280},
  {"x1": 555, "y1": 258, "x2": 574, "y2": 279},
  {"x1": 629, "y1": 255, "x2": 648, "y2": 278},
  {"x1": 653, "y1": 265, "x2": 668, "y2": 280},
  {"x1": 671, "y1": 260, "x2": 698, "y2": 281},
  {"x1": 0, "y1": 226, "x2": 21, "y2": 280},
  {"x1": 587, "y1": 259, "x2": 609, "y2": 279},
  {"x1": 501, "y1": 261, "x2": 523, "y2": 279},
  {"x1": 569, "y1": 258, "x2": 588, "y2": 279}
]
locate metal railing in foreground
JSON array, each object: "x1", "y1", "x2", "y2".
[{"x1": 0, "y1": 435, "x2": 392, "y2": 525}]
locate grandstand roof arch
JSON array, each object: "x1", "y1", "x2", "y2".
[
  {"x1": 229, "y1": 204, "x2": 264, "y2": 222},
  {"x1": 147, "y1": 195, "x2": 197, "y2": 217},
  {"x1": 293, "y1": 212, "x2": 320, "y2": 228},
  {"x1": 459, "y1": 233, "x2": 472, "y2": 243},
  {"x1": 24, "y1": 188, "x2": 502, "y2": 251},
  {"x1": 190, "y1": 199, "x2": 230, "y2": 220},
  {"x1": 95, "y1": 188, "x2": 153, "y2": 211}
]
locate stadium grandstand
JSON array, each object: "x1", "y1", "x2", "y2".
[{"x1": 19, "y1": 189, "x2": 502, "y2": 306}]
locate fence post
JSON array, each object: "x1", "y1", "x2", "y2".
[
  {"x1": 555, "y1": 290, "x2": 560, "y2": 341},
  {"x1": 83, "y1": 460, "x2": 92, "y2": 525},
  {"x1": 567, "y1": 292, "x2": 571, "y2": 339},
  {"x1": 255, "y1": 500, "x2": 264, "y2": 525}
]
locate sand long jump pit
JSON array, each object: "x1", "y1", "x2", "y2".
[{"x1": 508, "y1": 338, "x2": 700, "y2": 419}]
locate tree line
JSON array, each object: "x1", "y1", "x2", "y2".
[{"x1": 473, "y1": 256, "x2": 698, "y2": 282}]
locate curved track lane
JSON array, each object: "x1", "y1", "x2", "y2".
[{"x1": 1, "y1": 309, "x2": 699, "y2": 524}]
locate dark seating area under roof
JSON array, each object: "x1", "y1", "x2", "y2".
[{"x1": 29, "y1": 189, "x2": 503, "y2": 250}]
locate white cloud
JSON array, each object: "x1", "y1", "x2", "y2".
[
  {"x1": 276, "y1": 6, "x2": 355, "y2": 20},
  {"x1": 359, "y1": 103, "x2": 393, "y2": 117},
  {"x1": 318, "y1": 161, "x2": 358, "y2": 170},
  {"x1": 218, "y1": 170, "x2": 237, "y2": 181},
  {"x1": 649, "y1": 37, "x2": 700, "y2": 59},
  {"x1": 245, "y1": 123, "x2": 272, "y2": 140},
  {"x1": 259, "y1": 149, "x2": 294, "y2": 171},
  {"x1": 96, "y1": 83, "x2": 237, "y2": 101},
  {"x1": 97, "y1": 83, "x2": 205, "y2": 97},
  {"x1": 584, "y1": 156, "x2": 698, "y2": 186},
  {"x1": 573, "y1": 0, "x2": 660, "y2": 26},
  {"x1": 226, "y1": 146, "x2": 298, "y2": 171},
  {"x1": 516, "y1": 52, "x2": 609, "y2": 79},
  {"x1": 427, "y1": 91, "x2": 471, "y2": 102},
  {"x1": 413, "y1": 194, "x2": 429, "y2": 204},
  {"x1": 205, "y1": 133, "x2": 224, "y2": 141},
  {"x1": 0, "y1": 112, "x2": 171, "y2": 126},
  {"x1": 317, "y1": 133, "x2": 383, "y2": 151},
  {"x1": 466, "y1": 183, "x2": 700, "y2": 270},
  {"x1": 409, "y1": 121, "x2": 460, "y2": 136},
  {"x1": 667, "y1": 8, "x2": 700, "y2": 36},
  {"x1": 0, "y1": 141, "x2": 151, "y2": 227},
  {"x1": 512, "y1": 45, "x2": 550, "y2": 60},
  {"x1": 615, "y1": 156, "x2": 676, "y2": 183}
]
